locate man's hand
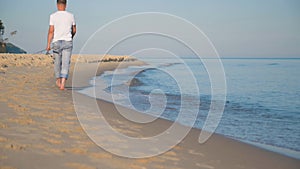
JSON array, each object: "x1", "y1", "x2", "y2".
[
  {"x1": 47, "y1": 25, "x2": 54, "y2": 51},
  {"x1": 46, "y1": 44, "x2": 51, "y2": 51},
  {"x1": 72, "y1": 25, "x2": 76, "y2": 39}
]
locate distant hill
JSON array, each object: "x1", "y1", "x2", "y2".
[{"x1": 0, "y1": 42, "x2": 26, "y2": 54}]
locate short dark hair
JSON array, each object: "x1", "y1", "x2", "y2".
[{"x1": 57, "y1": 0, "x2": 67, "y2": 4}]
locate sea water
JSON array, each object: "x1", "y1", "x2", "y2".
[{"x1": 78, "y1": 58, "x2": 300, "y2": 159}]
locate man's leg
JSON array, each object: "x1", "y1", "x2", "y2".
[
  {"x1": 60, "y1": 41, "x2": 73, "y2": 90},
  {"x1": 53, "y1": 42, "x2": 62, "y2": 87}
]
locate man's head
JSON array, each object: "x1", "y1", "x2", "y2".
[
  {"x1": 57, "y1": 0, "x2": 67, "y2": 11},
  {"x1": 57, "y1": 0, "x2": 67, "y2": 5}
]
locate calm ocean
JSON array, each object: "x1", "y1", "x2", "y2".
[{"x1": 79, "y1": 58, "x2": 300, "y2": 159}]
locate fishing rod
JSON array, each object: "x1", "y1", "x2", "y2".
[
  {"x1": 35, "y1": 43, "x2": 70, "y2": 54},
  {"x1": 34, "y1": 48, "x2": 53, "y2": 55}
]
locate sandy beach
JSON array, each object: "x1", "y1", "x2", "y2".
[{"x1": 0, "y1": 54, "x2": 299, "y2": 169}]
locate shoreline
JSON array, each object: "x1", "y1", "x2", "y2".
[
  {"x1": 0, "y1": 54, "x2": 299, "y2": 169},
  {"x1": 73, "y1": 57, "x2": 300, "y2": 160}
]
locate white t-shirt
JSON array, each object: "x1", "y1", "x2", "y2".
[{"x1": 49, "y1": 11, "x2": 75, "y2": 42}]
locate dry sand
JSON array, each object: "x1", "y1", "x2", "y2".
[{"x1": 0, "y1": 54, "x2": 299, "y2": 169}]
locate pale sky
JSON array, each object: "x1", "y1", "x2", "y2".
[{"x1": 0, "y1": 0, "x2": 299, "y2": 57}]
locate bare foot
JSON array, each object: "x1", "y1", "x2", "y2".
[
  {"x1": 56, "y1": 78, "x2": 61, "y2": 88},
  {"x1": 60, "y1": 84, "x2": 65, "y2": 90},
  {"x1": 60, "y1": 78, "x2": 65, "y2": 90}
]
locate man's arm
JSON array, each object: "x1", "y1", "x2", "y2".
[
  {"x1": 47, "y1": 25, "x2": 54, "y2": 51},
  {"x1": 72, "y1": 25, "x2": 76, "y2": 39}
]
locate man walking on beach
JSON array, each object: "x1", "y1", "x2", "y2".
[{"x1": 47, "y1": 0, "x2": 76, "y2": 90}]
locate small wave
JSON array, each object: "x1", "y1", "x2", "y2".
[
  {"x1": 128, "y1": 77, "x2": 144, "y2": 87},
  {"x1": 268, "y1": 63, "x2": 279, "y2": 66},
  {"x1": 158, "y1": 62, "x2": 182, "y2": 68}
]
